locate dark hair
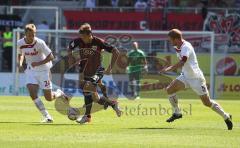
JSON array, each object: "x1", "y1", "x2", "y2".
[
  {"x1": 79, "y1": 23, "x2": 92, "y2": 34},
  {"x1": 79, "y1": 23, "x2": 91, "y2": 30},
  {"x1": 79, "y1": 30, "x2": 92, "y2": 35}
]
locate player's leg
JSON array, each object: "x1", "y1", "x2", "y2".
[
  {"x1": 27, "y1": 84, "x2": 53, "y2": 123},
  {"x1": 83, "y1": 81, "x2": 94, "y2": 113},
  {"x1": 43, "y1": 89, "x2": 69, "y2": 101},
  {"x1": 98, "y1": 81, "x2": 109, "y2": 110},
  {"x1": 199, "y1": 94, "x2": 232, "y2": 130},
  {"x1": 199, "y1": 94, "x2": 230, "y2": 119},
  {"x1": 26, "y1": 70, "x2": 53, "y2": 122},
  {"x1": 76, "y1": 92, "x2": 93, "y2": 124},
  {"x1": 84, "y1": 81, "x2": 110, "y2": 104},
  {"x1": 128, "y1": 72, "x2": 135, "y2": 97},
  {"x1": 78, "y1": 69, "x2": 107, "y2": 122},
  {"x1": 199, "y1": 94, "x2": 227, "y2": 117},
  {"x1": 165, "y1": 75, "x2": 186, "y2": 122},
  {"x1": 40, "y1": 71, "x2": 69, "y2": 101},
  {"x1": 84, "y1": 81, "x2": 122, "y2": 117},
  {"x1": 93, "y1": 92, "x2": 122, "y2": 117},
  {"x1": 84, "y1": 93, "x2": 93, "y2": 118},
  {"x1": 98, "y1": 80, "x2": 107, "y2": 98},
  {"x1": 189, "y1": 77, "x2": 232, "y2": 130},
  {"x1": 135, "y1": 72, "x2": 141, "y2": 99},
  {"x1": 75, "y1": 80, "x2": 93, "y2": 124}
]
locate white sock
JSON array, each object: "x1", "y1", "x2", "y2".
[
  {"x1": 53, "y1": 89, "x2": 63, "y2": 99},
  {"x1": 169, "y1": 93, "x2": 181, "y2": 114},
  {"x1": 34, "y1": 98, "x2": 50, "y2": 117},
  {"x1": 210, "y1": 100, "x2": 229, "y2": 120}
]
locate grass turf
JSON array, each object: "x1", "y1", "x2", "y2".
[{"x1": 0, "y1": 96, "x2": 239, "y2": 148}]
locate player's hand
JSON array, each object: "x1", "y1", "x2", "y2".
[
  {"x1": 126, "y1": 66, "x2": 129, "y2": 73},
  {"x1": 17, "y1": 63, "x2": 24, "y2": 72},
  {"x1": 31, "y1": 62, "x2": 40, "y2": 68},
  {"x1": 143, "y1": 65, "x2": 148, "y2": 72}
]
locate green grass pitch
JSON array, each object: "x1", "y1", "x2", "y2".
[{"x1": 0, "y1": 96, "x2": 239, "y2": 147}]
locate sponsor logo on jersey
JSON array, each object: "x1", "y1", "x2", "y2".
[
  {"x1": 81, "y1": 48, "x2": 95, "y2": 55},
  {"x1": 25, "y1": 48, "x2": 38, "y2": 56},
  {"x1": 92, "y1": 46, "x2": 97, "y2": 51}
]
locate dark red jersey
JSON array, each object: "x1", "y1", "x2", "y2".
[{"x1": 68, "y1": 36, "x2": 115, "y2": 77}]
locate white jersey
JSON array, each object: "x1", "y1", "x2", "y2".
[
  {"x1": 17, "y1": 37, "x2": 52, "y2": 71},
  {"x1": 176, "y1": 40, "x2": 204, "y2": 79}
]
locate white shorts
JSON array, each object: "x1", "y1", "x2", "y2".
[
  {"x1": 176, "y1": 74, "x2": 208, "y2": 96},
  {"x1": 25, "y1": 69, "x2": 52, "y2": 90}
]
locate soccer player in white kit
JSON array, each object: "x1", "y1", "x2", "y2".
[
  {"x1": 160, "y1": 29, "x2": 233, "y2": 130},
  {"x1": 17, "y1": 24, "x2": 68, "y2": 123}
]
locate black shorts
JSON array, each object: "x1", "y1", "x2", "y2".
[{"x1": 79, "y1": 66, "x2": 105, "y2": 89}]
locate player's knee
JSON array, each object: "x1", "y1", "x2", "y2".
[
  {"x1": 43, "y1": 90, "x2": 54, "y2": 101},
  {"x1": 202, "y1": 101, "x2": 211, "y2": 107},
  {"x1": 30, "y1": 95, "x2": 38, "y2": 101},
  {"x1": 45, "y1": 96, "x2": 52, "y2": 102},
  {"x1": 166, "y1": 86, "x2": 174, "y2": 95},
  {"x1": 83, "y1": 82, "x2": 97, "y2": 93},
  {"x1": 29, "y1": 93, "x2": 38, "y2": 100},
  {"x1": 202, "y1": 99, "x2": 212, "y2": 107},
  {"x1": 92, "y1": 92, "x2": 100, "y2": 102},
  {"x1": 200, "y1": 95, "x2": 212, "y2": 107},
  {"x1": 84, "y1": 92, "x2": 99, "y2": 103},
  {"x1": 44, "y1": 94, "x2": 53, "y2": 101}
]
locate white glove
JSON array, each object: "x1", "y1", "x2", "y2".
[
  {"x1": 126, "y1": 66, "x2": 129, "y2": 73},
  {"x1": 144, "y1": 65, "x2": 148, "y2": 72}
]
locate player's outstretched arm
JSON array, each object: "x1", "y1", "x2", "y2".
[
  {"x1": 31, "y1": 53, "x2": 54, "y2": 67},
  {"x1": 160, "y1": 60, "x2": 185, "y2": 73}
]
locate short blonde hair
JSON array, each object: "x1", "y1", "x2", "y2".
[
  {"x1": 25, "y1": 24, "x2": 36, "y2": 32},
  {"x1": 168, "y1": 29, "x2": 182, "y2": 40}
]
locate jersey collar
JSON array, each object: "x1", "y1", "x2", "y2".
[{"x1": 175, "y1": 40, "x2": 185, "y2": 52}]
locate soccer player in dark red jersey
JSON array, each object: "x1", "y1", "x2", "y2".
[{"x1": 67, "y1": 23, "x2": 122, "y2": 124}]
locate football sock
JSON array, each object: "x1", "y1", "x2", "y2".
[
  {"x1": 169, "y1": 93, "x2": 181, "y2": 114},
  {"x1": 210, "y1": 100, "x2": 229, "y2": 120},
  {"x1": 84, "y1": 94, "x2": 93, "y2": 116},
  {"x1": 34, "y1": 97, "x2": 50, "y2": 117}
]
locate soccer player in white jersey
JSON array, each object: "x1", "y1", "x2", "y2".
[
  {"x1": 17, "y1": 24, "x2": 68, "y2": 123},
  {"x1": 160, "y1": 29, "x2": 233, "y2": 130}
]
